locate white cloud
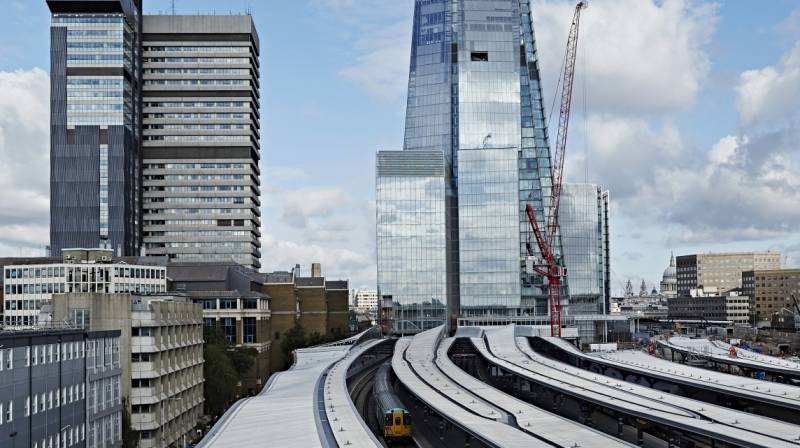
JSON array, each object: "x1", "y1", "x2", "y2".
[
  {"x1": 339, "y1": 20, "x2": 412, "y2": 101},
  {"x1": 310, "y1": 0, "x2": 413, "y2": 101},
  {"x1": 736, "y1": 43, "x2": 800, "y2": 127},
  {"x1": 0, "y1": 68, "x2": 50, "y2": 251},
  {"x1": 278, "y1": 187, "x2": 351, "y2": 228},
  {"x1": 533, "y1": 0, "x2": 718, "y2": 114}
]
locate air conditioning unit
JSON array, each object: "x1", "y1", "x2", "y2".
[{"x1": 100, "y1": 256, "x2": 111, "y2": 262}]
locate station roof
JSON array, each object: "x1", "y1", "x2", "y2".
[{"x1": 476, "y1": 325, "x2": 800, "y2": 448}]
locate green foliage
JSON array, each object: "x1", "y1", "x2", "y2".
[
  {"x1": 121, "y1": 398, "x2": 137, "y2": 448},
  {"x1": 280, "y1": 323, "x2": 307, "y2": 368},
  {"x1": 279, "y1": 324, "x2": 338, "y2": 369},
  {"x1": 204, "y1": 343, "x2": 238, "y2": 418},
  {"x1": 228, "y1": 346, "x2": 258, "y2": 376},
  {"x1": 201, "y1": 325, "x2": 257, "y2": 418}
]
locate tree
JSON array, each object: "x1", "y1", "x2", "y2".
[
  {"x1": 280, "y1": 323, "x2": 307, "y2": 369},
  {"x1": 227, "y1": 346, "x2": 257, "y2": 376},
  {"x1": 121, "y1": 398, "x2": 137, "y2": 448},
  {"x1": 204, "y1": 343, "x2": 238, "y2": 418}
]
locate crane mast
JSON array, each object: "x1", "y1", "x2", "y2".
[{"x1": 525, "y1": 1, "x2": 587, "y2": 337}]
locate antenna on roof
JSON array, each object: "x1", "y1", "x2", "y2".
[{"x1": 171, "y1": 0, "x2": 176, "y2": 15}]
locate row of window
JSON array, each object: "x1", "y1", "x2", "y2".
[
  {"x1": 145, "y1": 112, "x2": 248, "y2": 119},
  {"x1": 32, "y1": 423, "x2": 86, "y2": 448},
  {"x1": 145, "y1": 186, "x2": 249, "y2": 193},
  {"x1": 146, "y1": 163, "x2": 249, "y2": 169},
  {"x1": 146, "y1": 197, "x2": 248, "y2": 204},
  {"x1": 145, "y1": 101, "x2": 248, "y2": 108},
  {"x1": 145, "y1": 174, "x2": 248, "y2": 181},
  {"x1": 4, "y1": 266, "x2": 165, "y2": 280},
  {"x1": 144, "y1": 68, "x2": 249, "y2": 75},
  {"x1": 145, "y1": 218, "x2": 252, "y2": 226},
  {"x1": 144, "y1": 57, "x2": 250, "y2": 63},
  {"x1": 198, "y1": 298, "x2": 261, "y2": 310},
  {"x1": 144, "y1": 123, "x2": 249, "y2": 130},
  {"x1": 143, "y1": 135, "x2": 252, "y2": 142},
  {"x1": 144, "y1": 208, "x2": 252, "y2": 215},
  {"x1": 24, "y1": 384, "x2": 86, "y2": 418},
  {"x1": 144, "y1": 79, "x2": 249, "y2": 86},
  {"x1": 145, "y1": 46, "x2": 250, "y2": 53}
]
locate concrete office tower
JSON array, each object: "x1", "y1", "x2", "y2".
[
  {"x1": 377, "y1": 0, "x2": 562, "y2": 332},
  {"x1": 141, "y1": 16, "x2": 262, "y2": 268},
  {"x1": 560, "y1": 184, "x2": 610, "y2": 316},
  {"x1": 676, "y1": 251, "x2": 780, "y2": 296},
  {"x1": 47, "y1": 0, "x2": 143, "y2": 256}
]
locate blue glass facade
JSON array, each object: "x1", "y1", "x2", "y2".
[
  {"x1": 560, "y1": 183, "x2": 610, "y2": 315},
  {"x1": 376, "y1": 151, "x2": 447, "y2": 333},
  {"x1": 48, "y1": 0, "x2": 142, "y2": 256},
  {"x1": 378, "y1": 0, "x2": 563, "y2": 332}
]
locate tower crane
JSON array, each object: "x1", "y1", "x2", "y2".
[{"x1": 525, "y1": 1, "x2": 587, "y2": 337}]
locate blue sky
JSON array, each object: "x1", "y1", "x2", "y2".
[{"x1": 0, "y1": 0, "x2": 799, "y2": 295}]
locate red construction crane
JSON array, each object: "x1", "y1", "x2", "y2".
[{"x1": 525, "y1": 1, "x2": 587, "y2": 337}]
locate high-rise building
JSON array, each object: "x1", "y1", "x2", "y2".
[
  {"x1": 377, "y1": 0, "x2": 563, "y2": 332},
  {"x1": 47, "y1": 0, "x2": 144, "y2": 256},
  {"x1": 141, "y1": 16, "x2": 262, "y2": 268},
  {"x1": 47, "y1": 2, "x2": 262, "y2": 269},
  {"x1": 376, "y1": 150, "x2": 447, "y2": 333},
  {"x1": 560, "y1": 183, "x2": 610, "y2": 315},
  {"x1": 676, "y1": 251, "x2": 780, "y2": 296}
]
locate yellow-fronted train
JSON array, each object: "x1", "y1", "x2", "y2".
[{"x1": 373, "y1": 362, "x2": 412, "y2": 442}]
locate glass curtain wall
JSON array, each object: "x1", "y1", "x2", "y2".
[{"x1": 376, "y1": 151, "x2": 448, "y2": 334}]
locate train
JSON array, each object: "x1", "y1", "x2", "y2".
[{"x1": 373, "y1": 361, "x2": 412, "y2": 442}]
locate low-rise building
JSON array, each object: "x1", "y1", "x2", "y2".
[
  {"x1": 742, "y1": 268, "x2": 800, "y2": 322},
  {"x1": 0, "y1": 328, "x2": 122, "y2": 448},
  {"x1": 48, "y1": 293, "x2": 203, "y2": 448},
  {"x1": 262, "y1": 264, "x2": 350, "y2": 371},
  {"x1": 2, "y1": 249, "x2": 167, "y2": 327},
  {"x1": 668, "y1": 288, "x2": 750, "y2": 324},
  {"x1": 168, "y1": 262, "x2": 272, "y2": 394}
]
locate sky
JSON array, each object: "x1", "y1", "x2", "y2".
[{"x1": 0, "y1": 0, "x2": 798, "y2": 295}]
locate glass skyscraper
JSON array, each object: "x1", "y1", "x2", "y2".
[
  {"x1": 48, "y1": 0, "x2": 143, "y2": 256},
  {"x1": 560, "y1": 183, "x2": 610, "y2": 316},
  {"x1": 377, "y1": 0, "x2": 563, "y2": 332},
  {"x1": 376, "y1": 151, "x2": 447, "y2": 333}
]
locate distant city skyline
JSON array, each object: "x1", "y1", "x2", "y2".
[{"x1": 0, "y1": 0, "x2": 798, "y2": 295}]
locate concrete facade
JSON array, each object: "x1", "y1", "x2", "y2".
[
  {"x1": 742, "y1": 268, "x2": 800, "y2": 322},
  {"x1": 2, "y1": 249, "x2": 166, "y2": 327},
  {"x1": 48, "y1": 293, "x2": 203, "y2": 448},
  {"x1": 667, "y1": 289, "x2": 750, "y2": 324},
  {"x1": 676, "y1": 251, "x2": 780, "y2": 297},
  {"x1": 140, "y1": 15, "x2": 262, "y2": 268},
  {"x1": 0, "y1": 329, "x2": 122, "y2": 448}
]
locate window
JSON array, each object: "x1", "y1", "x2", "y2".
[
  {"x1": 222, "y1": 318, "x2": 236, "y2": 343},
  {"x1": 6, "y1": 401, "x2": 12, "y2": 422},
  {"x1": 220, "y1": 299, "x2": 237, "y2": 309},
  {"x1": 243, "y1": 299, "x2": 258, "y2": 309},
  {"x1": 243, "y1": 317, "x2": 257, "y2": 344},
  {"x1": 471, "y1": 51, "x2": 489, "y2": 61}
]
